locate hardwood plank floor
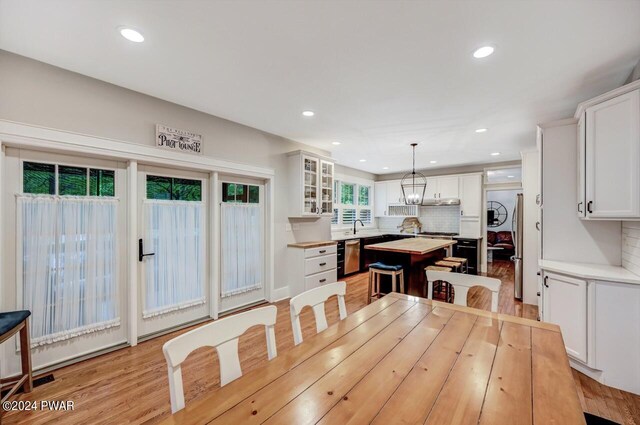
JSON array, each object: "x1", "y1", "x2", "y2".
[{"x1": 2, "y1": 263, "x2": 638, "y2": 424}]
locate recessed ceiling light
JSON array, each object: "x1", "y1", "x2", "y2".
[
  {"x1": 119, "y1": 27, "x2": 144, "y2": 43},
  {"x1": 332, "y1": 141, "x2": 341, "y2": 145},
  {"x1": 302, "y1": 110, "x2": 315, "y2": 117},
  {"x1": 359, "y1": 159, "x2": 366, "y2": 162},
  {"x1": 382, "y1": 166, "x2": 389, "y2": 170},
  {"x1": 490, "y1": 152, "x2": 501, "y2": 156},
  {"x1": 475, "y1": 128, "x2": 488, "y2": 133},
  {"x1": 430, "y1": 160, "x2": 437, "y2": 164},
  {"x1": 508, "y1": 175, "x2": 515, "y2": 178},
  {"x1": 473, "y1": 45, "x2": 494, "y2": 59}
]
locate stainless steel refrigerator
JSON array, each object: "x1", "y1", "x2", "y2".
[{"x1": 512, "y1": 193, "x2": 524, "y2": 300}]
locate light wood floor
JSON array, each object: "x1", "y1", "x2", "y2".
[{"x1": 3, "y1": 261, "x2": 639, "y2": 424}]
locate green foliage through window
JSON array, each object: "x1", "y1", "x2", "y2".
[
  {"x1": 340, "y1": 183, "x2": 355, "y2": 205},
  {"x1": 23, "y1": 162, "x2": 115, "y2": 197},
  {"x1": 222, "y1": 183, "x2": 260, "y2": 203},
  {"x1": 147, "y1": 175, "x2": 202, "y2": 201},
  {"x1": 359, "y1": 186, "x2": 369, "y2": 206}
]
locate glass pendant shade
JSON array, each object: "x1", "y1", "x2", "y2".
[{"x1": 400, "y1": 143, "x2": 427, "y2": 205}]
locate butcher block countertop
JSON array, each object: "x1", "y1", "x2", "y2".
[
  {"x1": 287, "y1": 240, "x2": 338, "y2": 249},
  {"x1": 365, "y1": 238, "x2": 455, "y2": 255}
]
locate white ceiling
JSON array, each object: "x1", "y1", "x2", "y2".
[{"x1": 1, "y1": 0, "x2": 639, "y2": 174}]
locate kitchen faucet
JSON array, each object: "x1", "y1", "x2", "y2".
[{"x1": 353, "y1": 219, "x2": 365, "y2": 235}]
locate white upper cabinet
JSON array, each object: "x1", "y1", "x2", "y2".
[
  {"x1": 577, "y1": 114, "x2": 586, "y2": 218},
  {"x1": 425, "y1": 176, "x2": 459, "y2": 199},
  {"x1": 437, "y1": 176, "x2": 459, "y2": 199},
  {"x1": 386, "y1": 179, "x2": 405, "y2": 204},
  {"x1": 583, "y1": 88, "x2": 640, "y2": 219},
  {"x1": 373, "y1": 181, "x2": 388, "y2": 217},
  {"x1": 288, "y1": 151, "x2": 334, "y2": 217},
  {"x1": 459, "y1": 174, "x2": 482, "y2": 217}
]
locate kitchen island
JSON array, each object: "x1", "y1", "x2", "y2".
[{"x1": 365, "y1": 238, "x2": 456, "y2": 296}]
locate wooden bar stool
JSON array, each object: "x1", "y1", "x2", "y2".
[
  {"x1": 368, "y1": 262, "x2": 404, "y2": 304},
  {"x1": 434, "y1": 260, "x2": 463, "y2": 273},
  {"x1": 424, "y1": 265, "x2": 452, "y2": 301},
  {"x1": 443, "y1": 256, "x2": 469, "y2": 274},
  {"x1": 0, "y1": 311, "x2": 33, "y2": 410}
]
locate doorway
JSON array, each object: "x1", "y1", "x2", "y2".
[
  {"x1": 218, "y1": 176, "x2": 267, "y2": 313},
  {"x1": 137, "y1": 165, "x2": 209, "y2": 338}
]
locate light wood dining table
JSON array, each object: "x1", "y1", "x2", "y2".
[{"x1": 162, "y1": 292, "x2": 586, "y2": 425}]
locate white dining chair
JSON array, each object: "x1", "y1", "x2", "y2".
[
  {"x1": 290, "y1": 281, "x2": 347, "y2": 346},
  {"x1": 425, "y1": 270, "x2": 502, "y2": 312},
  {"x1": 162, "y1": 305, "x2": 277, "y2": 413}
]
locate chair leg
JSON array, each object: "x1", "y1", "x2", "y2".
[
  {"x1": 367, "y1": 270, "x2": 373, "y2": 304},
  {"x1": 399, "y1": 271, "x2": 405, "y2": 294},
  {"x1": 19, "y1": 319, "x2": 32, "y2": 393},
  {"x1": 391, "y1": 273, "x2": 397, "y2": 293}
]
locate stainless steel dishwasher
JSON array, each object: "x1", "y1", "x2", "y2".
[{"x1": 344, "y1": 239, "x2": 361, "y2": 275}]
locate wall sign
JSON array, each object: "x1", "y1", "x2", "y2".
[{"x1": 155, "y1": 124, "x2": 202, "y2": 155}]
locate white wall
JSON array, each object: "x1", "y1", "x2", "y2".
[
  {"x1": 486, "y1": 189, "x2": 521, "y2": 232},
  {"x1": 521, "y1": 150, "x2": 539, "y2": 306},
  {"x1": 0, "y1": 50, "x2": 335, "y2": 292}
]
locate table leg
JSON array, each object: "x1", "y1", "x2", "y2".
[{"x1": 19, "y1": 319, "x2": 32, "y2": 393}]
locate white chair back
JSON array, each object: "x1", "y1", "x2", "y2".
[
  {"x1": 162, "y1": 305, "x2": 277, "y2": 413},
  {"x1": 425, "y1": 270, "x2": 502, "y2": 312},
  {"x1": 289, "y1": 281, "x2": 347, "y2": 346}
]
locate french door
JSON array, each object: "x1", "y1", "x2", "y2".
[
  {"x1": 218, "y1": 176, "x2": 267, "y2": 313},
  {"x1": 2, "y1": 148, "x2": 128, "y2": 370},
  {"x1": 137, "y1": 165, "x2": 210, "y2": 337}
]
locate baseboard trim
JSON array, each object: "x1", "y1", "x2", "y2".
[{"x1": 271, "y1": 286, "x2": 290, "y2": 302}]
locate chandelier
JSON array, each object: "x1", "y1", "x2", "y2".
[{"x1": 400, "y1": 143, "x2": 427, "y2": 205}]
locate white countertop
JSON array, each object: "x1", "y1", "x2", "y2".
[{"x1": 539, "y1": 260, "x2": 640, "y2": 285}]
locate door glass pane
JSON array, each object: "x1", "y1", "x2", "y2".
[
  {"x1": 89, "y1": 169, "x2": 115, "y2": 196},
  {"x1": 173, "y1": 178, "x2": 202, "y2": 201},
  {"x1": 248, "y1": 185, "x2": 259, "y2": 203},
  {"x1": 58, "y1": 165, "x2": 87, "y2": 196},
  {"x1": 23, "y1": 162, "x2": 55, "y2": 195},
  {"x1": 146, "y1": 175, "x2": 172, "y2": 200}
]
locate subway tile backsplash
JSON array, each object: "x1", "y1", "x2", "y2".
[{"x1": 378, "y1": 205, "x2": 461, "y2": 233}]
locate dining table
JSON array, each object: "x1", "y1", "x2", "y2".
[
  {"x1": 364, "y1": 237, "x2": 456, "y2": 296},
  {"x1": 162, "y1": 293, "x2": 586, "y2": 425}
]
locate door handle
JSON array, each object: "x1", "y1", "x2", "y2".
[
  {"x1": 587, "y1": 201, "x2": 593, "y2": 214},
  {"x1": 578, "y1": 202, "x2": 583, "y2": 213},
  {"x1": 138, "y1": 239, "x2": 155, "y2": 262},
  {"x1": 543, "y1": 276, "x2": 549, "y2": 288}
]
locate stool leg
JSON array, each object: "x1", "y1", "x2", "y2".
[
  {"x1": 19, "y1": 318, "x2": 32, "y2": 393},
  {"x1": 391, "y1": 273, "x2": 397, "y2": 293},
  {"x1": 399, "y1": 270, "x2": 405, "y2": 294},
  {"x1": 367, "y1": 270, "x2": 373, "y2": 304}
]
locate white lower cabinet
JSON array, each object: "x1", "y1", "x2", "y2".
[
  {"x1": 540, "y1": 268, "x2": 640, "y2": 395},
  {"x1": 541, "y1": 271, "x2": 588, "y2": 363},
  {"x1": 288, "y1": 244, "x2": 338, "y2": 296}
]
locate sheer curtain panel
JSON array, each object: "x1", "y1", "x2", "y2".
[
  {"x1": 143, "y1": 200, "x2": 205, "y2": 317},
  {"x1": 19, "y1": 195, "x2": 120, "y2": 347},
  {"x1": 221, "y1": 203, "x2": 263, "y2": 298}
]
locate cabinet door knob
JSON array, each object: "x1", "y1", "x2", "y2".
[
  {"x1": 319, "y1": 278, "x2": 327, "y2": 283},
  {"x1": 535, "y1": 221, "x2": 540, "y2": 231},
  {"x1": 578, "y1": 202, "x2": 583, "y2": 213},
  {"x1": 587, "y1": 201, "x2": 593, "y2": 214},
  {"x1": 319, "y1": 262, "x2": 327, "y2": 266},
  {"x1": 543, "y1": 276, "x2": 549, "y2": 288}
]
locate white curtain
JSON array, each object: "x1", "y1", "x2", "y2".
[
  {"x1": 143, "y1": 200, "x2": 204, "y2": 317},
  {"x1": 221, "y1": 203, "x2": 263, "y2": 298},
  {"x1": 19, "y1": 195, "x2": 120, "y2": 347}
]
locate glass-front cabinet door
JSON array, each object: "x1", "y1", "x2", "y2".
[
  {"x1": 303, "y1": 155, "x2": 319, "y2": 214},
  {"x1": 320, "y1": 160, "x2": 334, "y2": 215}
]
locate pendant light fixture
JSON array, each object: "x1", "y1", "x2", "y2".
[{"x1": 401, "y1": 143, "x2": 427, "y2": 205}]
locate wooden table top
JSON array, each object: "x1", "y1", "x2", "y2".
[
  {"x1": 163, "y1": 293, "x2": 586, "y2": 425},
  {"x1": 364, "y1": 237, "x2": 455, "y2": 255}
]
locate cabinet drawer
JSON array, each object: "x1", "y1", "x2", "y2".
[
  {"x1": 305, "y1": 269, "x2": 337, "y2": 291},
  {"x1": 305, "y1": 244, "x2": 337, "y2": 258},
  {"x1": 305, "y1": 254, "x2": 337, "y2": 275}
]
